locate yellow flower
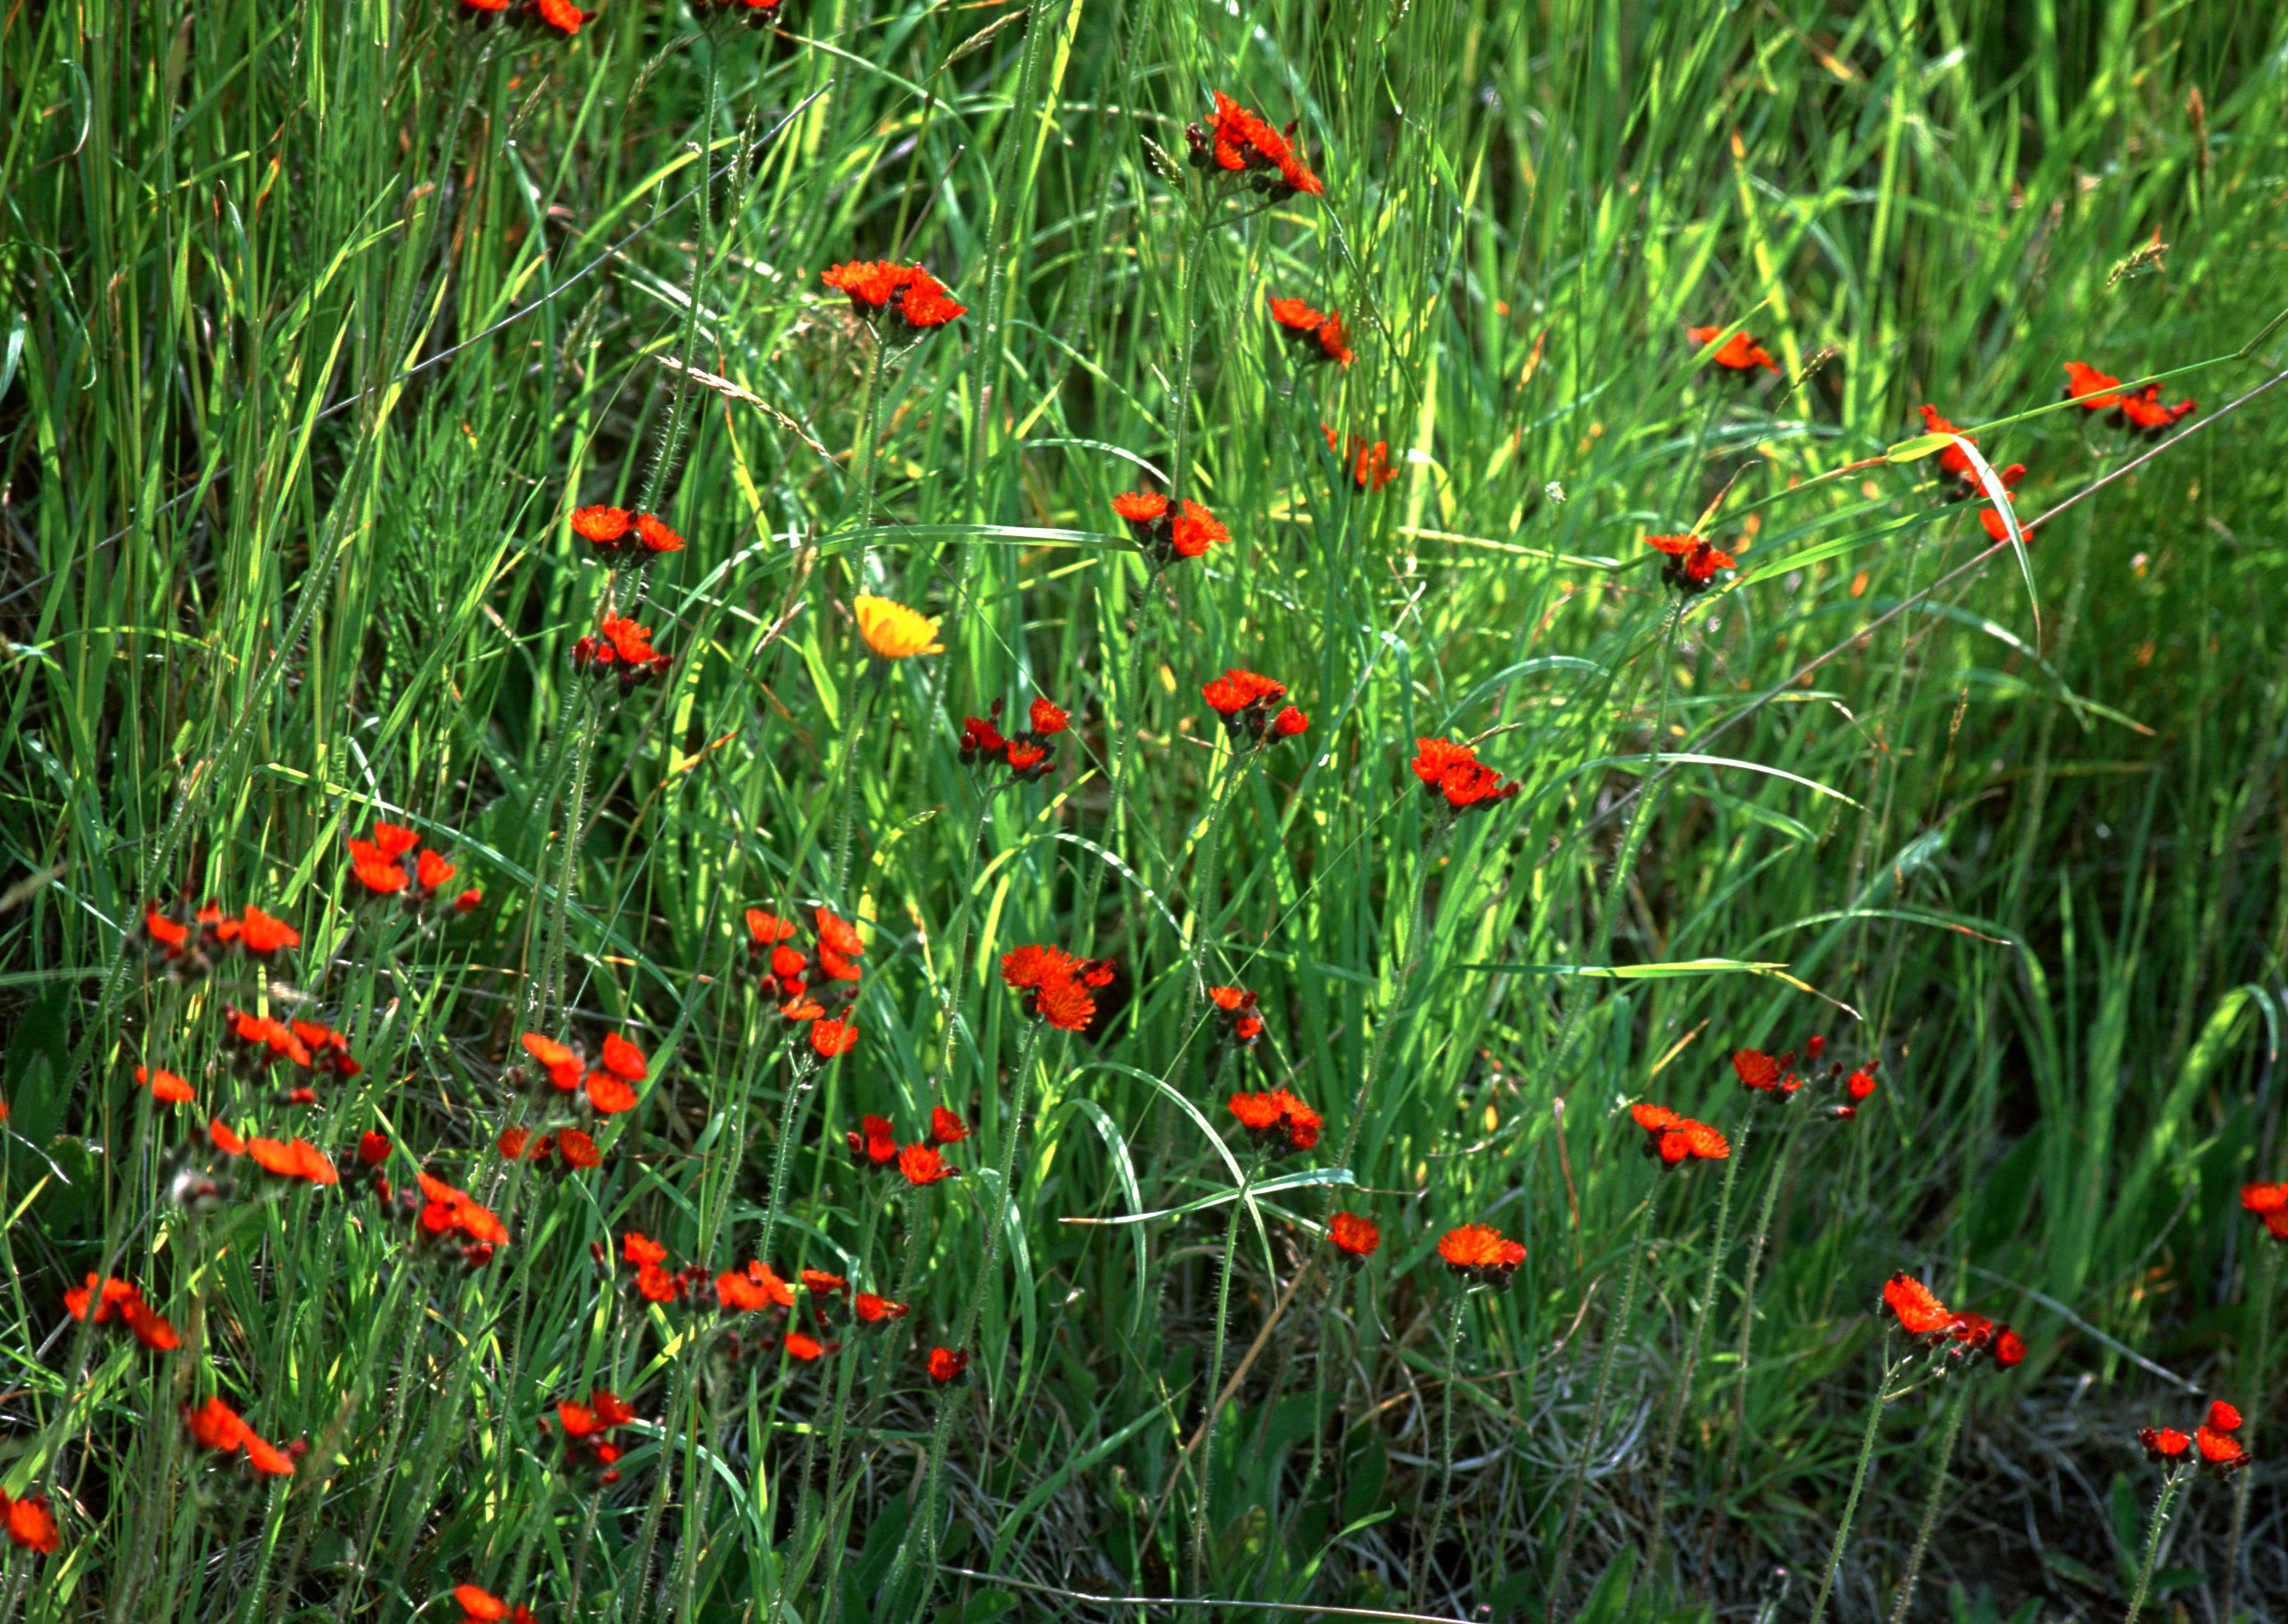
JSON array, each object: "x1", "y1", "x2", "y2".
[{"x1": 855, "y1": 594, "x2": 943, "y2": 658}]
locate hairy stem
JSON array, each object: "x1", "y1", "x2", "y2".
[
  {"x1": 1547, "y1": 1194, "x2": 1656, "y2": 1618},
  {"x1": 1883, "y1": 1387, "x2": 1968, "y2": 1624}
]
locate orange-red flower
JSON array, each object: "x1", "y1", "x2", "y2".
[
  {"x1": 137, "y1": 1063, "x2": 193, "y2": 1104},
  {"x1": 1228, "y1": 1090, "x2": 1322, "y2": 1155},
  {"x1": 572, "y1": 505, "x2": 632, "y2": 545},
  {"x1": 1409, "y1": 737, "x2": 1518, "y2": 816},
  {"x1": 2196, "y1": 1399, "x2": 2252, "y2": 1472},
  {"x1": 64, "y1": 1274, "x2": 180, "y2": 1351},
  {"x1": 416, "y1": 1172, "x2": 510, "y2": 1247},
  {"x1": 1329, "y1": 1211, "x2": 1380, "y2": 1259},
  {"x1": 1001, "y1": 943, "x2": 1106, "y2": 1031},
  {"x1": 846, "y1": 1113, "x2": 899, "y2": 1169},
  {"x1": 236, "y1": 905, "x2": 301, "y2": 957},
  {"x1": 572, "y1": 612, "x2": 674, "y2": 687},
  {"x1": 581, "y1": 1031, "x2": 646, "y2": 1115},
  {"x1": 531, "y1": 0, "x2": 592, "y2": 35},
  {"x1": 928, "y1": 1346, "x2": 970, "y2": 1383},
  {"x1": 1201, "y1": 668, "x2": 1304, "y2": 748},
  {"x1": 929, "y1": 1106, "x2": 969, "y2": 1145},
  {"x1": 2113, "y1": 383, "x2": 2195, "y2": 439},
  {"x1": 1267, "y1": 295, "x2": 1353, "y2": 365},
  {"x1": 1687, "y1": 323, "x2": 1779, "y2": 375},
  {"x1": 1629, "y1": 1102, "x2": 1727, "y2": 1166},
  {"x1": 453, "y1": 1584, "x2": 541, "y2": 1624},
  {"x1": 1731, "y1": 1048, "x2": 1798, "y2": 1094},
  {"x1": 855, "y1": 1291, "x2": 910, "y2": 1323},
  {"x1": 1208, "y1": 985, "x2": 1265, "y2": 1048},
  {"x1": 520, "y1": 1031, "x2": 586, "y2": 1093},
  {"x1": 1882, "y1": 1271, "x2": 1954, "y2": 1337},
  {"x1": 182, "y1": 1395, "x2": 296, "y2": 1476},
  {"x1": 0, "y1": 1489, "x2": 59, "y2": 1554},
  {"x1": 897, "y1": 1143, "x2": 957, "y2": 1186},
  {"x1": 1322, "y1": 423, "x2": 1398, "y2": 491},
  {"x1": 821, "y1": 261, "x2": 966, "y2": 329},
  {"x1": 2062, "y1": 361, "x2": 2126, "y2": 409},
  {"x1": 959, "y1": 695, "x2": 1068, "y2": 781},
  {"x1": 1111, "y1": 490, "x2": 1227, "y2": 562},
  {"x1": 550, "y1": 1388, "x2": 636, "y2": 1484},
  {"x1": 249, "y1": 1135, "x2": 341, "y2": 1186},
  {"x1": 1187, "y1": 92, "x2": 1323, "y2": 199},
  {"x1": 1645, "y1": 533, "x2": 1737, "y2": 593},
  {"x1": 810, "y1": 1017, "x2": 858, "y2": 1058},
  {"x1": 1436, "y1": 1222, "x2": 1527, "y2": 1287},
  {"x1": 2138, "y1": 1425, "x2": 2192, "y2": 1464},
  {"x1": 2242, "y1": 1181, "x2": 2288, "y2": 1242}
]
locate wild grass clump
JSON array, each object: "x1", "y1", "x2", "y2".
[{"x1": 2, "y1": 1, "x2": 2286, "y2": 1619}]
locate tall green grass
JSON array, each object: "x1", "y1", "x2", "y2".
[{"x1": 2, "y1": 0, "x2": 2286, "y2": 1619}]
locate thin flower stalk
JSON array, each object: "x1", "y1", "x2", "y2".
[
  {"x1": 1883, "y1": 1387, "x2": 1968, "y2": 1624},
  {"x1": 1408, "y1": 1287, "x2": 1472, "y2": 1606},
  {"x1": 1547, "y1": 1195, "x2": 1657, "y2": 1618},
  {"x1": 1702, "y1": 1123, "x2": 1799, "y2": 1589},
  {"x1": 2123, "y1": 1467, "x2": 2189, "y2": 1624},
  {"x1": 1803, "y1": 1344, "x2": 1910, "y2": 1624},
  {"x1": 2220, "y1": 1235, "x2": 2278, "y2": 1623},
  {"x1": 1645, "y1": 1115, "x2": 1749, "y2": 1586},
  {"x1": 1187, "y1": 1156, "x2": 1257, "y2": 1607}
]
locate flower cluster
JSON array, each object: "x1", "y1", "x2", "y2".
[
  {"x1": 960, "y1": 696, "x2": 1070, "y2": 783},
  {"x1": 64, "y1": 1274, "x2": 180, "y2": 1351},
  {"x1": 396, "y1": 1170, "x2": 512, "y2": 1268},
  {"x1": 1001, "y1": 943, "x2": 1116, "y2": 1033},
  {"x1": 2139, "y1": 1400, "x2": 2250, "y2": 1473},
  {"x1": 1111, "y1": 491, "x2": 1228, "y2": 564},
  {"x1": 1687, "y1": 322, "x2": 1780, "y2": 375},
  {"x1": 1437, "y1": 1223, "x2": 1527, "y2": 1288},
  {"x1": 571, "y1": 505, "x2": 686, "y2": 558},
  {"x1": 547, "y1": 1387, "x2": 638, "y2": 1484},
  {"x1": 451, "y1": 1585, "x2": 540, "y2": 1624},
  {"x1": 2063, "y1": 361, "x2": 2196, "y2": 439},
  {"x1": 1733, "y1": 1035, "x2": 1878, "y2": 1121},
  {"x1": 1322, "y1": 424, "x2": 1398, "y2": 491},
  {"x1": 221, "y1": 1009, "x2": 363, "y2": 1110},
  {"x1": 1410, "y1": 737, "x2": 1519, "y2": 814},
  {"x1": 1630, "y1": 1102, "x2": 1730, "y2": 1166},
  {"x1": 572, "y1": 613, "x2": 675, "y2": 689},
  {"x1": 929, "y1": 1346, "x2": 970, "y2": 1384},
  {"x1": 822, "y1": 261, "x2": 966, "y2": 330},
  {"x1": 139, "y1": 899, "x2": 300, "y2": 976},
  {"x1": 183, "y1": 1394, "x2": 298, "y2": 1477},
  {"x1": 745, "y1": 906, "x2": 864, "y2": 1056},
  {"x1": 497, "y1": 1124, "x2": 602, "y2": 1174},
  {"x1": 1644, "y1": 532, "x2": 1737, "y2": 594},
  {"x1": 518, "y1": 1028, "x2": 649, "y2": 1115},
  {"x1": 1208, "y1": 985, "x2": 1264, "y2": 1049},
  {"x1": 845, "y1": 1105, "x2": 968, "y2": 1187},
  {"x1": 1879, "y1": 1273, "x2": 2027, "y2": 1367},
  {"x1": 2241, "y1": 1180, "x2": 2288, "y2": 1242},
  {"x1": 1187, "y1": 92, "x2": 1323, "y2": 200},
  {"x1": 1916, "y1": 405, "x2": 2032, "y2": 544},
  {"x1": 1201, "y1": 669, "x2": 1307, "y2": 745},
  {"x1": 457, "y1": 0, "x2": 592, "y2": 36},
  {"x1": 617, "y1": 1232, "x2": 714, "y2": 1309},
  {"x1": 1229, "y1": 1088, "x2": 1322, "y2": 1156},
  {"x1": 344, "y1": 817, "x2": 482, "y2": 912},
  {"x1": 1267, "y1": 295, "x2": 1353, "y2": 365}
]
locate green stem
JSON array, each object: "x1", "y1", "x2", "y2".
[
  {"x1": 1547, "y1": 1195, "x2": 1657, "y2": 1619},
  {"x1": 1701, "y1": 1121, "x2": 1797, "y2": 1591},
  {"x1": 1645, "y1": 1117, "x2": 1748, "y2": 1589},
  {"x1": 1804, "y1": 1347, "x2": 1906, "y2": 1624},
  {"x1": 2123, "y1": 1469, "x2": 2188, "y2": 1624},
  {"x1": 1410, "y1": 1287, "x2": 1472, "y2": 1607},
  {"x1": 1883, "y1": 1387, "x2": 1968, "y2": 1624},
  {"x1": 1187, "y1": 1160, "x2": 1256, "y2": 1613}
]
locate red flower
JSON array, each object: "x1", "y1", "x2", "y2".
[
  {"x1": 2243, "y1": 1182, "x2": 2288, "y2": 1242},
  {"x1": 0, "y1": 1490, "x2": 59, "y2": 1554},
  {"x1": 1201, "y1": 668, "x2": 1301, "y2": 747},
  {"x1": 633, "y1": 513, "x2": 686, "y2": 554},
  {"x1": 746, "y1": 907, "x2": 799, "y2": 947},
  {"x1": 64, "y1": 1274, "x2": 180, "y2": 1351},
  {"x1": 249, "y1": 1135, "x2": 341, "y2": 1186},
  {"x1": 783, "y1": 1330, "x2": 835, "y2": 1361},
  {"x1": 929, "y1": 1106, "x2": 969, "y2": 1145},
  {"x1": 2062, "y1": 361, "x2": 2126, "y2": 409},
  {"x1": 847, "y1": 1114, "x2": 899, "y2": 1168},
  {"x1": 815, "y1": 907, "x2": 863, "y2": 959},
  {"x1": 1732, "y1": 1049, "x2": 1797, "y2": 1093},
  {"x1": 928, "y1": 1346, "x2": 970, "y2": 1383},
  {"x1": 1978, "y1": 493, "x2": 2034, "y2": 545},
  {"x1": 416, "y1": 1173, "x2": 510, "y2": 1246},
  {"x1": 573, "y1": 613, "x2": 674, "y2": 686},
  {"x1": 182, "y1": 1395, "x2": 296, "y2": 1476},
  {"x1": 1267, "y1": 295, "x2": 1353, "y2": 365},
  {"x1": 2207, "y1": 1400, "x2": 2242, "y2": 1432},
  {"x1": 521, "y1": 1031, "x2": 586, "y2": 1092},
  {"x1": 800, "y1": 1267, "x2": 848, "y2": 1297},
  {"x1": 821, "y1": 261, "x2": 966, "y2": 329},
  {"x1": 1001, "y1": 944, "x2": 1100, "y2": 1031},
  {"x1": 209, "y1": 1119, "x2": 246, "y2": 1156},
  {"x1": 898, "y1": 1143, "x2": 957, "y2": 1185},
  {"x1": 1882, "y1": 1271, "x2": 1954, "y2": 1337},
  {"x1": 810, "y1": 1018, "x2": 858, "y2": 1058},
  {"x1": 572, "y1": 505, "x2": 633, "y2": 545},
  {"x1": 2113, "y1": 383, "x2": 2196, "y2": 439},
  {"x1": 531, "y1": 0, "x2": 592, "y2": 35},
  {"x1": 1991, "y1": 1325, "x2": 2027, "y2": 1368},
  {"x1": 624, "y1": 1232, "x2": 668, "y2": 1266},
  {"x1": 236, "y1": 905, "x2": 301, "y2": 956},
  {"x1": 1436, "y1": 1223, "x2": 1527, "y2": 1287},
  {"x1": 143, "y1": 905, "x2": 193, "y2": 957},
  {"x1": 2196, "y1": 1417, "x2": 2252, "y2": 1472},
  {"x1": 855, "y1": 1292, "x2": 910, "y2": 1323},
  {"x1": 358, "y1": 1131, "x2": 390, "y2": 1167},
  {"x1": 997, "y1": 737, "x2": 1046, "y2": 779},
  {"x1": 1628, "y1": 1102, "x2": 1726, "y2": 1165},
  {"x1": 2138, "y1": 1425, "x2": 2192, "y2": 1464},
  {"x1": 1028, "y1": 697, "x2": 1068, "y2": 736},
  {"x1": 137, "y1": 1064, "x2": 193, "y2": 1104},
  {"x1": 1208, "y1": 985, "x2": 1264, "y2": 1048},
  {"x1": 1645, "y1": 533, "x2": 1737, "y2": 593},
  {"x1": 1846, "y1": 1068, "x2": 1878, "y2": 1102},
  {"x1": 1228, "y1": 1090, "x2": 1322, "y2": 1155},
  {"x1": 1322, "y1": 423, "x2": 1398, "y2": 491},
  {"x1": 1112, "y1": 491, "x2": 1227, "y2": 563},
  {"x1": 1329, "y1": 1211, "x2": 1381, "y2": 1259},
  {"x1": 1687, "y1": 323, "x2": 1779, "y2": 375}
]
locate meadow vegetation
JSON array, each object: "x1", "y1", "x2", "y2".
[{"x1": 2, "y1": 0, "x2": 2287, "y2": 1619}]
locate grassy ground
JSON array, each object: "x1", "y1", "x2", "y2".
[{"x1": 3, "y1": 0, "x2": 2287, "y2": 1619}]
